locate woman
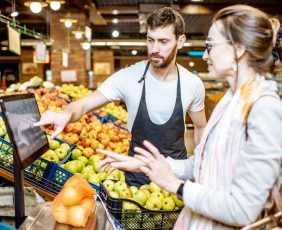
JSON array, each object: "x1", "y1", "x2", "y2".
[{"x1": 98, "y1": 5, "x2": 282, "y2": 229}]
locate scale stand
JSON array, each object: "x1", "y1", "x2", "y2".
[{"x1": 14, "y1": 154, "x2": 25, "y2": 228}]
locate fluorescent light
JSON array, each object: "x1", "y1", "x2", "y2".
[
  {"x1": 11, "y1": 11, "x2": 19, "y2": 17},
  {"x1": 132, "y1": 50, "x2": 137, "y2": 55},
  {"x1": 112, "y1": 18, "x2": 119, "y2": 24}
]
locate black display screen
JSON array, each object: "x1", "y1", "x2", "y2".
[{"x1": 0, "y1": 93, "x2": 49, "y2": 168}]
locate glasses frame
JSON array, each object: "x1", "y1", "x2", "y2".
[{"x1": 205, "y1": 40, "x2": 232, "y2": 54}]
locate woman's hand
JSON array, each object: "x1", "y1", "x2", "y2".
[
  {"x1": 96, "y1": 149, "x2": 147, "y2": 173},
  {"x1": 134, "y1": 140, "x2": 183, "y2": 194}
]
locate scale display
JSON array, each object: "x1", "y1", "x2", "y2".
[{"x1": 0, "y1": 93, "x2": 49, "y2": 168}]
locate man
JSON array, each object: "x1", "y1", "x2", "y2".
[{"x1": 35, "y1": 7, "x2": 206, "y2": 187}]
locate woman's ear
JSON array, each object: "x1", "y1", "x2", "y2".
[
  {"x1": 177, "y1": 34, "x2": 186, "y2": 49},
  {"x1": 234, "y1": 43, "x2": 246, "y2": 60}
]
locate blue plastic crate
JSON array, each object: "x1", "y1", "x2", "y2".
[
  {"x1": 0, "y1": 138, "x2": 99, "y2": 196},
  {"x1": 43, "y1": 163, "x2": 100, "y2": 194},
  {"x1": 0, "y1": 222, "x2": 15, "y2": 230}
]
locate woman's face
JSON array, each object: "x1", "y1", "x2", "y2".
[{"x1": 203, "y1": 21, "x2": 235, "y2": 79}]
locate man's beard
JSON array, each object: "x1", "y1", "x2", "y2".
[{"x1": 148, "y1": 44, "x2": 178, "y2": 68}]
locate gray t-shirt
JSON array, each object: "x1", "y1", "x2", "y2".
[{"x1": 98, "y1": 60, "x2": 205, "y2": 131}]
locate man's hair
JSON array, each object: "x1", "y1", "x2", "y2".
[{"x1": 147, "y1": 7, "x2": 185, "y2": 39}]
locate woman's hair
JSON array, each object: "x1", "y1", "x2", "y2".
[
  {"x1": 147, "y1": 7, "x2": 185, "y2": 39},
  {"x1": 213, "y1": 5, "x2": 282, "y2": 76}
]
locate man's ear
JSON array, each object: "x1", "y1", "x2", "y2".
[
  {"x1": 177, "y1": 34, "x2": 186, "y2": 49},
  {"x1": 234, "y1": 43, "x2": 246, "y2": 60}
]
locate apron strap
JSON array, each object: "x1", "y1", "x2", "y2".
[{"x1": 138, "y1": 61, "x2": 150, "y2": 83}]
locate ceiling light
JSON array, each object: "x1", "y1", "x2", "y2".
[
  {"x1": 72, "y1": 30, "x2": 85, "y2": 39},
  {"x1": 189, "y1": 61, "x2": 195, "y2": 67},
  {"x1": 112, "y1": 30, "x2": 119, "y2": 38},
  {"x1": 191, "y1": 0, "x2": 204, "y2": 2},
  {"x1": 131, "y1": 50, "x2": 137, "y2": 55},
  {"x1": 112, "y1": 10, "x2": 118, "y2": 15},
  {"x1": 24, "y1": 1, "x2": 48, "y2": 14},
  {"x1": 10, "y1": 11, "x2": 19, "y2": 17},
  {"x1": 60, "y1": 18, "x2": 77, "y2": 28},
  {"x1": 112, "y1": 18, "x2": 119, "y2": 24},
  {"x1": 81, "y1": 42, "x2": 91, "y2": 50},
  {"x1": 46, "y1": 0, "x2": 65, "y2": 10}
]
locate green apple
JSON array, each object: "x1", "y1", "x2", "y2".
[
  {"x1": 149, "y1": 181, "x2": 161, "y2": 193},
  {"x1": 129, "y1": 186, "x2": 138, "y2": 195},
  {"x1": 119, "y1": 171, "x2": 125, "y2": 181},
  {"x1": 92, "y1": 160, "x2": 101, "y2": 173},
  {"x1": 161, "y1": 189, "x2": 170, "y2": 198},
  {"x1": 107, "y1": 169, "x2": 121, "y2": 180},
  {"x1": 104, "y1": 165, "x2": 111, "y2": 173},
  {"x1": 133, "y1": 190, "x2": 148, "y2": 206},
  {"x1": 76, "y1": 160, "x2": 84, "y2": 172},
  {"x1": 55, "y1": 147, "x2": 68, "y2": 161},
  {"x1": 60, "y1": 143, "x2": 70, "y2": 151},
  {"x1": 122, "y1": 202, "x2": 140, "y2": 211},
  {"x1": 77, "y1": 155, "x2": 88, "y2": 166},
  {"x1": 82, "y1": 165, "x2": 95, "y2": 174},
  {"x1": 42, "y1": 150, "x2": 59, "y2": 163},
  {"x1": 81, "y1": 171, "x2": 90, "y2": 180},
  {"x1": 0, "y1": 127, "x2": 7, "y2": 136},
  {"x1": 71, "y1": 148, "x2": 82, "y2": 160},
  {"x1": 88, "y1": 173, "x2": 101, "y2": 186},
  {"x1": 145, "y1": 196, "x2": 162, "y2": 211},
  {"x1": 97, "y1": 172, "x2": 107, "y2": 181},
  {"x1": 103, "y1": 179, "x2": 115, "y2": 192},
  {"x1": 64, "y1": 160, "x2": 79, "y2": 173},
  {"x1": 150, "y1": 191, "x2": 164, "y2": 201},
  {"x1": 49, "y1": 139, "x2": 60, "y2": 150},
  {"x1": 139, "y1": 187, "x2": 151, "y2": 199},
  {"x1": 171, "y1": 194, "x2": 184, "y2": 208},
  {"x1": 114, "y1": 181, "x2": 127, "y2": 194},
  {"x1": 109, "y1": 191, "x2": 119, "y2": 198},
  {"x1": 162, "y1": 197, "x2": 175, "y2": 211},
  {"x1": 119, "y1": 188, "x2": 133, "y2": 198},
  {"x1": 139, "y1": 184, "x2": 149, "y2": 190}
]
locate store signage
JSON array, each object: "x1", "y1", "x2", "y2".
[{"x1": 8, "y1": 26, "x2": 21, "y2": 55}]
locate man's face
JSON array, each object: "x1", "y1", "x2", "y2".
[{"x1": 147, "y1": 25, "x2": 178, "y2": 68}]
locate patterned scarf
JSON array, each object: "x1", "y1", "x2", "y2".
[{"x1": 173, "y1": 75, "x2": 278, "y2": 230}]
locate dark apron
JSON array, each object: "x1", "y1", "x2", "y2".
[{"x1": 125, "y1": 62, "x2": 187, "y2": 187}]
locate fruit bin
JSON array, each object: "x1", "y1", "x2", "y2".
[
  {"x1": 99, "y1": 181, "x2": 181, "y2": 230},
  {"x1": 93, "y1": 113, "x2": 128, "y2": 131},
  {"x1": 0, "y1": 138, "x2": 100, "y2": 197}
]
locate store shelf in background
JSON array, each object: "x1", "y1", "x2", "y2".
[{"x1": 0, "y1": 138, "x2": 100, "y2": 200}]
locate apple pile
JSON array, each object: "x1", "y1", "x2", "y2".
[
  {"x1": 103, "y1": 180, "x2": 184, "y2": 211},
  {"x1": 33, "y1": 88, "x2": 69, "y2": 114},
  {"x1": 95, "y1": 102, "x2": 128, "y2": 123},
  {"x1": 62, "y1": 151, "x2": 125, "y2": 187},
  {"x1": 40, "y1": 137, "x2": 71, "y2": 163},
  {"x1": 59, "y1": 84, "x2": 92, "y2": 99},
  {"x1": 51, "y1": 174, "x2": 96, "y2": 227},
  {"x1": 54, "y1": 113, "x2": 131, "y2": 156}
]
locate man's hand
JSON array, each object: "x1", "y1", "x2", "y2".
[
  {"x1": 97, "y1": 149, "x2": 146, "y2": 173},
  {"x1": 34, "y1": 110, "x2": 72, "y2": 139}
]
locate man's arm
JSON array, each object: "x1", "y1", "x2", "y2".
[
  {"x1": 64, "y1": 90, "x2": 110, "y2": 122},
  {"x1": 188, "y1": 109, "x2": 206, "y2": 145}
]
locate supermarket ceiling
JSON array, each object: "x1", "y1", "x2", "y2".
[{"x1": 0, "y1": 0, "x2": 282, "y2": 42}]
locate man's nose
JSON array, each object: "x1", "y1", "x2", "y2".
[{"x1": 152, "y1": 42, "x2": 160, "y2": 53}]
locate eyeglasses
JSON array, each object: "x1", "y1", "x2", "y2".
[{"x1": 205, "y1": 40, "x2": 231, "y2": 54}]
